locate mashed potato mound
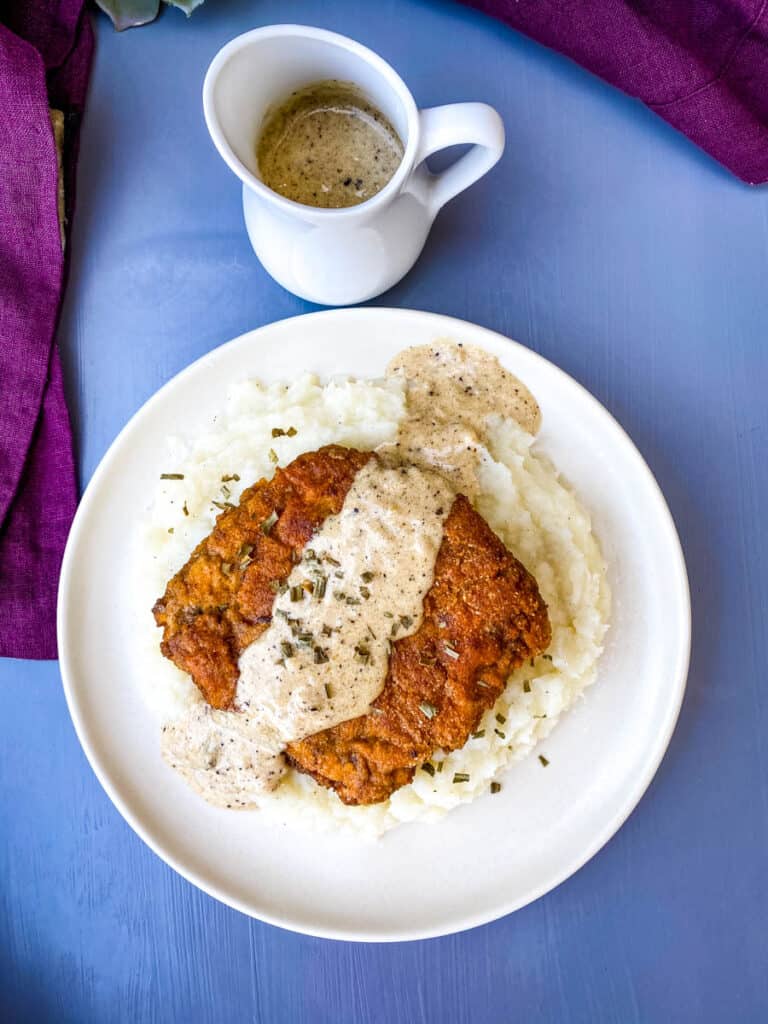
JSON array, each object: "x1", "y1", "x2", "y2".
[{"x1": 135, "y1": 370, "x2": 610, "y2": 838}]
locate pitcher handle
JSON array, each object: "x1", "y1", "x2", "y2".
[{"x1": 413, "y1": 103, "x2": 505, "y2": 216}]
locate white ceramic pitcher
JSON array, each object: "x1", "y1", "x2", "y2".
[{"x1": 203, "y1": 25, "x2": 505, "y2": 306}]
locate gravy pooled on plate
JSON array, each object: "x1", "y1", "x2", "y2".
[{"x1": 256, "y1": 80, "x2": 404, "y2": 208}]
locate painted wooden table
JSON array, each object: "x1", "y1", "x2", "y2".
[{"x1": 2, "y1": 1, "x2": 767, "y2": 1021}]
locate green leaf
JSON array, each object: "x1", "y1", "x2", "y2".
[{"x1": 95, "y1": 0, "x2": 161, "y2": 30}]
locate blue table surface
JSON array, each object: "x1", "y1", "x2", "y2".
[{"x1": 3, "y1": 1, "x2": 767, "y2": 1021}]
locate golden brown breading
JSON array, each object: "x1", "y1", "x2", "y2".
[
  {"x1": 152, "y1": 445, "x2": 371, "y2": 709},
  {"x1": 285, "y1": 494, "x2": 551, "y2": 804},
  {"x1": 153, "y1": 446, "x2": 551, "y2": 805}
]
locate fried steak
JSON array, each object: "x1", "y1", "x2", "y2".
[{"x1": 153, "y1": 445, "x2": 551, "y2": 804}]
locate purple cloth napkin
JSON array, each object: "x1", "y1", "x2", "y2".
[
  {"x1": 0, "y1": 2, "x2": 92, "y2": 659},
  {"x1": 465, "y1": 0, "x2": 768, "y2": 184}
]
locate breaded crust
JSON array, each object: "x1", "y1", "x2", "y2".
[
  {"x1": 285, "y1": 493, "x2": 551, "y2": 804},
  {"x1": 153, "y1": 446, "x2": 551, "y2": 804},
  {"x1": 152, "y1": 445, "x2": 371, "y2": 709}
]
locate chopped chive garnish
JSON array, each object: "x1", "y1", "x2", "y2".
[
  {"x1": 419, "y1": 654, "x2": 436, "y2": 666},
  {"x1": 523, "y1": 680, "x2": 531, "y2": 693},
  {"x1": 238, "y1": 544, "x2": 253, "y2": 560},
  {"x1": 400, "y1": 615, "x2": 413, "y2": 629},
  {"x1": 538, "y1": 755, "x2": 550, "y2": 767},
  {"x1": 315, "y1": 649, "x2": 329, "y2": 666},
  {"x1": 471, "y1": 730, "x2": 485, "y2": 739},
  {"x1": 390, "y1": 621, "x2": 400, "y2": 637},
  {"x1": 160, "y1": 473, "x2": 184, "y2": 480},
  {"x1": 221, "y1": 483, "x2": 231, "y2": 499},
  {"x1": 346, "y1": 596, "x2": 361, "y2": 606},
  {"x1": 354, "y1": 644, "x2": 370, "y2": 664},
  {"x1": 333, "y1": 591, "x2": 346, "y2": 601},
  {"x1": 271, "y1": 428, "x2": 285, "y2": 438},
  {"x1": 359, "y1": 586, "x2": 370, "y2": 600},
  {"x1": 221, "y1": 562, "x2": 232, "y2": 575},
  {"x1": 212, "y1": 500, "x2": 234, "y2": 511},
  {"x1": 361, "y1": 571, "x2": 375, "y2": 583},
  {"x1": 542, "y1": 653, "x2": 553, "y2": 661},
  {"x1": 268, "y1": 448, "x2": 278, "y2": 464},
  {"x1": 269, "y1": 580, "x2": 281, "y2": 593},
  {"x1": 280, "y1": 641, "x2": 294, "y2": 658},
  {"x1": 321, "y1": 624, "x2": 333, "y2": 637},
  {"x1": 453, "y1": 772, "x2": 470, "y2": 784},
  {"x1": 437, "y1": 761, "x2": 444, "y2": 773},
  {"x1": 324, "y1": 554, "x2": 341, "y2": 567},
  {"x1": 494, "y1": 729, "x2": 506, "y2": 739},
  {"x1": 167, "y1": 527, "x2": 174, "y2": 534},
  {"x1": 418, "y1": 702, "x2": 437, "y2": 719},
  {"x1": 290, "y1": 586, "x2": 304, "y2": 602},
  {"x1": 182, "y1": 501, "x2": 189, "y2": 516},
  {"x1": 313, "y1": 576, "x2": 327, "y2": 600},
  {"x1": 221, "y1": 474, "x2": 240, "y2": 482},
  {"x1": 296, "y1": 632, "x2": 313, "y2": 645},
  {"x1": 495, "y1": 712, "x2": 506, "y2": 724},
  {"x1": 444, "y1": 645, "x2": 460, "y2": 660},
  {"x1": 333, "y1": 570, "x2": 344, "y2": 579},
  {"x1": 286, "y1": 426, "x2": 297, "y2": 437},
  {"x1": 323, "y1": 681, "x2": 333, "y2": 696},
  {"x1": 383, "y1": 611, "x2": 394, "y2": 618},
  {"x1": 260, "y1": 511, "x2": 278, "y2": 535},
  {"x1": 490, "y1": 782, "x2": 501, "y2": 794},
  {"x1": 421, "y1": 762, "x2": 435, "y2": 777}
]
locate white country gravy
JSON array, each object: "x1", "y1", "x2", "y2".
[
  {"x1": 383, "y1": 342, "x2": 540, "y2": 500},
  {"x1": 161, "y1": 342, "x2": 540, "y2": 808}
]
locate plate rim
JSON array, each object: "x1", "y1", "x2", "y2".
[{"x1": 57, "y1": 307, "x2": 691, "y2": 942}]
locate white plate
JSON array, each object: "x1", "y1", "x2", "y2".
[{"x1": 58, "y1": 309, "x2": 690, "y2": 941}]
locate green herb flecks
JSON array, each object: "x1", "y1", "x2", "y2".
[
  {"x1": 354, "y1": 645, "x2": 370, "y2": 665},
  {"x1": 260, "y1": 510, "x2": 278, "y2": 535}
]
